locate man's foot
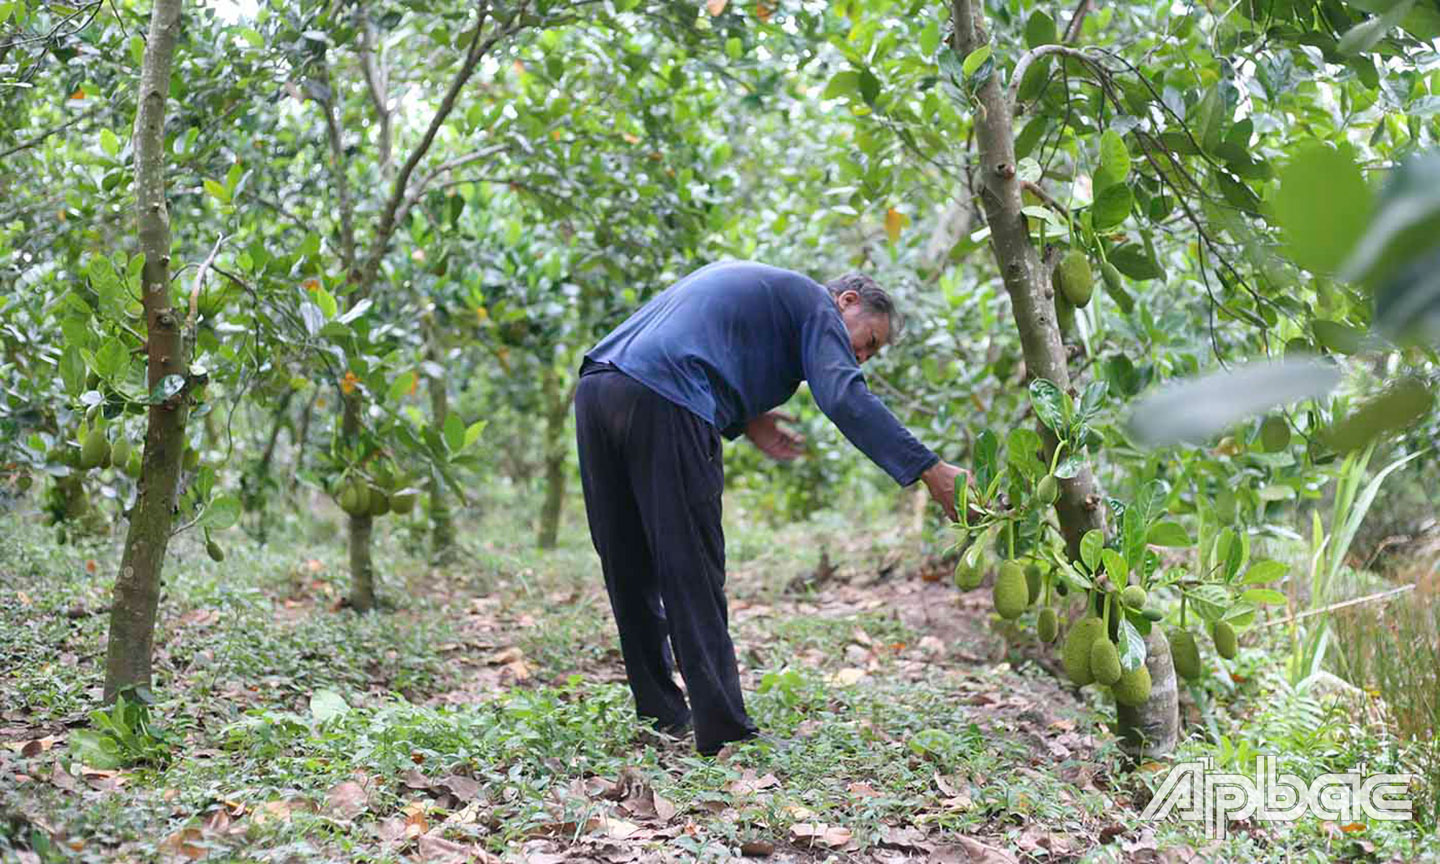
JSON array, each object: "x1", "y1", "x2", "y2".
[
  {"x1": 701, "y1": 730, "x2": 792, "y2": 758},
  {"x1": 638, "y1": 719, "x2": 692, "y2": 748}
]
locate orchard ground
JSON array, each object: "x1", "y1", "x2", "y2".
[{"x1": 0, "y1": 481, "x2": 1433, "y2": 863}]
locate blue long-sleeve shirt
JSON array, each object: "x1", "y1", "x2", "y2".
[{"x1": 584, "y1": 260, "x2": 940, "y2": 487}]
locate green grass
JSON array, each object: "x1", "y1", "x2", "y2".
[{"x1": 2, "y1": 482, "x2": 1439, "y2": 862}]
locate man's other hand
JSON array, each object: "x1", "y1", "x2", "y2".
[
  {"x1": 745, "y1": 411, "x2": 806, "y2": 461},
  {"x1": 921, "y1": 460, "x2": 970, "y2": 522}
]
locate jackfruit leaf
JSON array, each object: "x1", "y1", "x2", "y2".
[
  {"x1": 1080, "y1": 529, "x2": 1104, "y2": 572},
  {"x1": 1126, "y1": 359, "x2": 1342, "y2": 447},
  {"x1": 1118, "y1": 619, "x2": 1146, "y2": 672},
  {"x1": 198, "y1": 495, "x2": 241, "y2": 530},
  {"x1": 1091, "y1": 184, "x2": 1132, "y2": 231},
  {"x1": 1272, "y1": 144, "x2": 1371, "y2": 275},
  {"x1": 1024, "y1": 10, "x2": 1056, "y2": 47},
  {"x1": 1107, "y1": 244, "x2": 1164, "y2": 280},
  {"x1": 1147, "y1": 521, "x2": 1191, "y2": 547},
  {"x1": 1029, "y1": 378, "x2": 1067, "y2": 433}
]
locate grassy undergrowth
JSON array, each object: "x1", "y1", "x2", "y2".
[{"x1": 0, "y1": 480, "x2": 1437, "y2": 862}]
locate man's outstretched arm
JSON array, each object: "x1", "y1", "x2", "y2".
[{"x1": 799, "y1": 310, "x2": 966, "y2": 520}]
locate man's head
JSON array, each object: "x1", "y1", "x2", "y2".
[{"x1": 825, "y1": 273, "x2": 898, "y2": 364}]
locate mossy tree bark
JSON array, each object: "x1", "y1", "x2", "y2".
[
  {"x1": 103, "y1": 0, "x2": 187, "y2": 702},
  {"x1": 949, "y1": 0, "x2": 1177, "y2": 756}
]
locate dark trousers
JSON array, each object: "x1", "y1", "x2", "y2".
[{"x1": 574, "y1": 363, "x2": 757, "y2": 755}]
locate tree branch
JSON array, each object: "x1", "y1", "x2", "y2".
[
  {"x1": 1008, "y1": 44, "x2": 1102, "y2": 109},
  {"x1": 356, "y1": 1, "x2": 392, "y2": 183},
  {"x1": 0, "y1": 102, "x2": 106, "y2": 162},
  {"x1": 359, "y1": 0, "x2": 501, "y2": 292},
  {"x1": 318, "y1": 54, "x2": 358, "y2": 281},
  {"x1": 186, "y1": 233, "x2": 226, "y2": 332},
  {"x1": 1063, "y1": 0, "x2": 1092, "y2": 43}
]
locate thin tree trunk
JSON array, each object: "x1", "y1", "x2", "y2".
[
  {"x1": 536, "y1": 368, "x2": 567, "y2": 550},
  {"x1": 424, "y1": 320, "x2": 457, "y2": 564},
  {"x1": 949, "y1": 0, "x2": 1105, "y2": 560},
  {"x1": 257, "y1": 390, "x2": 294, "y2": 479},
  {"x1": 104, "y1": 0, "x2": 186, "y2": 702},
  {"x1": 344, "y1": 392, "x2": 377, "y2": 611},
  {"x1": 290, "y1": 388, "x2": 318, "y2": 492},
  {"x1": 252, "y1": 391, "x2": 294, "y2": 543},
  {"x1": 949, "y1": 0, "x2": 1176, "y2": 756}
]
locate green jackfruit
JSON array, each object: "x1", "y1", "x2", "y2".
[
  {"x1": 125, "y1": 452, "x2": 143, "y2": 478},
  {"x1": 1121, "y1": 585, "x2": 1148, "y2": 610},
  {"x1": 1113, "y1": 663, "x2": 1152, "y2": 706},
  {"x1": 1090, "y1": 638, "x2": 1122, "y2": 686},
  {"x1": 1036, "y1": 474, "x2": 1059, "y2": 506},
  {"x1": 111, "y1": 437, "x2": 132, "y2": 469},
  {"x1": 1142, "y1": 607, "x2": 1164, "y2": 622},
  {"x1": 80, "y1": 430, "x2": 109, "y2": 470},
  {"x1": 338, "y1": 481, "x2": 370, "y2": 516},
  {"x1": 953, "y1": 543, "x2": 985, "y2": 591},
  {"x1": 1171, "y1": 628, "x2": 1202, "y2": 680},
  {"x1": 1038, "y1": 607, "x2": 1059, "y2": 642},
  {"x1": 367, "y1": 487, "x2": 390, "y2": 517},
  {"x1": 1212, "y1": 621, "x2": 1238, "y2": 659},
  {"x1": 993, "y1": 561, "x2": 1029, "y2": 620},
  {"x1": 1054, "y1": 250, "x2": 1094, "y2": 308},
  {"x1": 1260, "y1": 416, "x2": 1291, "y2": 452},
  {"x1": 1062, "y1": 616, "x2": 1105, "y2": 687},
  {"x1": 1025, "y1": 563, "x2": 1043, "y2": 605},
  {"x1": 206, "y1": 540, "x2": 225, "y2": 562},
  {"x1": 391, "y1": 490, "x2": 417, "y2": 514},
  {"x1": 1100, "y1": 261, "x2": 1135, "y2": 313}
]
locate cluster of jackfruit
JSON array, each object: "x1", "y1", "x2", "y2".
[{"x1": 334, "y1": 472, "x2": 418, "y2": 519}]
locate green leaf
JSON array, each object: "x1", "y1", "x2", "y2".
[
  {"x1": 1273, "y1": 143, "x2": 1371, "y2": 275},
  {"x1": 388, "y1": 371, "x2": 416, "y2": 402},
  {"x1": 1028, "y1": 378, "x2": 1066, "y2": 433},
  {"x1": 1338, "y1": 0, "x2": 1416, "y2": 54},
  {"x1": 203, "y1": 179, "x2": 231, "y2": 204},
  {"x1": 1005, "y1": 427, "x2": 1045, "y2": 479},
  {"x1": 1147, "y1": 521, "x2": 1192, "y2": 547},
  {"x1": 225, "y1": 162, "x2": 243, "y2": 193},
  {"x1": 129, "y1": 35, "x2": 145, "y2": 67},
  {"x1": 1024, "y1": 10, "x2": 1056, "y2": 47},
  {"x1": 1244, "y1": 560, "x2": 1288, "y2": 585},
  {"x1": 60, "y1": 346, "x2": 86, "y2": 397},
  {"x1": 1186, "y1": 583, "x2": 1231, "y2": 622},
  {"x1": 824, "y1": 71, "x2": 860, "y2": 99},
  {"x1": 1118, "y1": 618, "x2": 1147, "y2": 672},
  {"x1": 858, "y1": 68, "x2": 881, "y2": 105},
  {"x1": 199, "y1": 495, "x2": 242, "y2": 531},
  {"x1": 1091, "y1": 183, "x2": 1132, "y2": 231},
  {"x1": 100, "y1": 128, "x2": 120, "y2": 157},
  {"x1": 725, "y1": 36, "x2": 742, "y2": 60},
  {"x1": 314, "y1": 286, "x2": 338, "y2": 320},
  {"x1": 1108, "y1": 244, "x2": 1164, "y2": 280},
  {"x1": 239, "y1": 27, "x2": 265, "y2": 48},
  {"x1": 94, "y1": 338, "x2": 129, "y2": 380},
  {"x1": 1311, "y1": 320, "x2": 1367, "y2": 354},
  {"x1": 149, "y1": 374, "x2": 186, "y2": 404},
  {"x1": 1103, "y1": 549, "x2": 1130, "y2": 586},
  {"x1": 1099, "y1": 130, "x2": 1129, "y2": 184},
  {"x1": 1080, "y1": 529, "x2": 1104, "y2": 572},
  {"x1": 464, "y1": 420, "x2": 487, "y2": 449},
  {"x1": 337, "y1": 297, "x2": 373, "y2": 325},
  {"x1": 309, "y1": 689, "x2": 350, "y2": 723},
  {"x1": 919, "y1": 20, "x2": 940, "y2": 56},
  {"x1": 973, "y1": 429, "x2": 998, "y2": 492},
  {"x1": 961, "y1": 45, "x2": 991, "y2": 77},
  {"x1": 443, "y1": 412, "x2": 465, "y2": 453},
  {"x1": 1241, "y1": 588, "x2": 1287, "y2": 606}
]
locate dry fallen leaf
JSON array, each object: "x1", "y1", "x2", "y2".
[
  {"x1": 707, "y1": 0, "x2": 728, "y2": 15},
  {"x1": 158, "y1": 827, "x2": 206, "y2": 861},
  {"x1": 739, "y1": 838, "x2": 775, "y2": 857},
  {"x1": 325, "y1": 780, "x2": 369, "y2": 821},
  {"x1": 791, "y1": 822, "x2": 853, "y2": 849}
]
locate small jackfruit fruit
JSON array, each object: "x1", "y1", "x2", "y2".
[
  {"x1": 1100, "y1": 261, "x2": 1134, "y2": 313},
  {"x1": 1212, "y1": 621, "x2": 1238, "y2": 659},
  {"x1": 1037, "y1": 607, "x2": 1059, "y2": 643},
  {"x1": 1121, "y1": 585, "x2": 1148, "y2": 610},
  {"x1": 993, "y1": 561, "x2": 1028, "y2": 620},
  {"x1": 1090, "y1": 638, "x2": 1122, "y2": 686},
  {"x1": 1025, "y1": 563, "x2": 1043, "y2": 605},
  {"x1": 1171, "y1": 628, "x2": 1202, "y2": 680},
  {"x1": 1260, "y1": 416, "x2": 1291, "y2": 452},
  {"x1": 1062, "y1": 617, "x2": 1105, "y2": 687},
  {"x1": 1036, "y1": 474, "x2": 1058, "y2": 506},
  {"x1": 1055, "y1": 250, "x2": 1094, "y2": 307},
  {"x1": 206, "y1": 540, "x2": 225, "y2": 562},
  {"x1": 80, "y1": 430, "x2": 109, "y2": 470},
  {"x1": 1113, "y1": 663, "x2": 1152, "y2": 706}
]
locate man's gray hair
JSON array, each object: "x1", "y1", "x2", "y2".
[{"x1": 825, "y1": 272, "x2": 903, "y2": 335}]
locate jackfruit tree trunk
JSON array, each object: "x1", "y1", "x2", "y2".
[
  {"x1": 344, "y1": 392, "x2": 377, "y2": 612},
  {"x1": 949, "y1": 0, "x2": 1176, "y2": 756},
  {"x1": 425, "y1": 326, "x2": 457, "y2": 564},
  {"x1": 290, "y1": 389, "x2": 317, "y2": 492},
  {"x1": 536, "y1": 368, "x2": 568, "y2": 550},
  {"x1": 103, "y1": 0, "x2": 186, "y2": 703},
  {"x1": 1116, "y1": 627, "x2": 1180, "y2": 760}
]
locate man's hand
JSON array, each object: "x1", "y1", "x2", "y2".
[
  {"x1": 921, "y1": 460, "x2": 971, "y2": 522},
  {"x1": 745, "y1": 411, "x2": 806, "y2": 461}
]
